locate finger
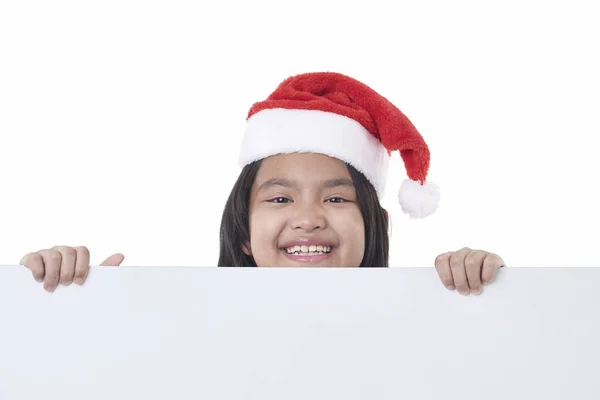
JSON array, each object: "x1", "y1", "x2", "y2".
[
  {"x1": 434, "y1": 252, "x2": 455, "y2": 289},
  {"x1": 465, "y1": 250, "x2": 489, "y2": 295},
  {"x1": 482, "y1": 253, "x2": 505, "y2": 285},
  {"x1": 20, "y1": 252, "x2": 45, "y2": 282},
  {"x1": 100, "y1": 253, "x2": 125, "y2": 267},
  {"x1": 450, "y1": 247, "x2": 471, "y2": 295},
  {"x1": 53, "y1": 246, "x2": 77, "y2": 286},
  {"x1": 39, "y1": 249, "x2": 62, "y2": 292},
  {"x1": 73, "y1": 246, "x2": 91, "y2": 285}
]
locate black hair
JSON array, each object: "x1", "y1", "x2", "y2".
[{"x1": 217, "y1": 159, "x2": 389, "y2": 267}]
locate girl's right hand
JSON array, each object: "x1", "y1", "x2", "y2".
[{"x1": 19, "y1": 246, "x2": 125, "y2": 293}]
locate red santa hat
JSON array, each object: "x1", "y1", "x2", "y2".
[{"x1": 238, "y1": 72, "x2": 440, "y2": 218}]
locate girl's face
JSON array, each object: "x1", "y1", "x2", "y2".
[{"x1": 245, "y1": 153, "x2": 366, "y2": 267}]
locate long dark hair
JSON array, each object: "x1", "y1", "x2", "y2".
[{"x1": 217, "y1": 160, "x2": 389, "y2": 267}]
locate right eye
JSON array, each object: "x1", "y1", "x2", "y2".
[{"x1": 268, "y1": 197, "x2": 291, "y2": 203}]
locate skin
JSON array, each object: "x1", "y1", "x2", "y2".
[
  {"x1": 18, "y1": 153, "x2": 505, "y2": 294},
  {"x1": 243, "y1": 153, "x2": 365, "y2": 268}
]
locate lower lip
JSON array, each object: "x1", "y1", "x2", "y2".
[{"x1": 281, "y1": 249, "x2": 333, "y2": 263}]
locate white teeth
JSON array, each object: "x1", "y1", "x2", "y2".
[{"x1": 284, "y1": 245, "x2": 331, "y2": 254}]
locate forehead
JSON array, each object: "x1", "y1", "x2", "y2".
[{"x1": 256, "y1": 153, "x2": 351, "y2": 181}]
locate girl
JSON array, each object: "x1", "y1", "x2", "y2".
[{"x1": 19, "y1": 72, "x2": 505, "y2": 295}]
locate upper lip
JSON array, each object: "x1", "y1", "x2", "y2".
[{"x1": 280, "y1": 238, "x2": 336, "y2": 248}]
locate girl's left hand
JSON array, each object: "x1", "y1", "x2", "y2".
[{"x1": 434, "y1": 247, "x2": 505, "y2": 295}]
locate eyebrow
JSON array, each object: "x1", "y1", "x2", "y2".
[{"x1": 257, "y1": 178, "x2": 355, "y2": 192}]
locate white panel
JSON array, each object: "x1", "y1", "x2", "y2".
[{"x1": 0, "y1": 266, "x2": 598, "y2": 399}]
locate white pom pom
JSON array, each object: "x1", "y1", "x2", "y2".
[{"x1": 398, "y1": 179, "x2": 440, "y2": 218}]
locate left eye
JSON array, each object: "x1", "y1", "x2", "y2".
[{"x1": 326, "y1": 197, "x2": 346, "y2": 203}]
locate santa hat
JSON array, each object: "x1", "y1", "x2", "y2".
[{"x1": 238, "y1": 72, "x2": 440, "y2": 218}]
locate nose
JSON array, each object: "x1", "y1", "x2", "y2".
[{"x1": 290, "y1": 202, "x2": 327, "y2": 232}]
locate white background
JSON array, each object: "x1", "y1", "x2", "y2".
[{"x1": 1, "y1": 0, "x2": 599, "y2": 268}]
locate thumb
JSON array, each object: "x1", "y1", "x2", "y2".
[{"x1": 100, "y1": 253, "x2": 125, "y2": 266}]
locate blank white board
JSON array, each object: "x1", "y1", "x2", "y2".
[{"x1": 0, "y1": 265, "x2": 599, "y2": 400}]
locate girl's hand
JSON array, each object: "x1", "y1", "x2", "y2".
[
  {"x1": 19, "y1": 246, "x2": 124, "y2": 293},
  {"x1": 434, "y1": 247, "x2": 505, "y2": 295}
]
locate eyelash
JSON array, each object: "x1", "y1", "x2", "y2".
[
  {"x1": 268, "y1": 197, "x2": 291, "y2": 204},
  {"x1": 267, "y1": 197, "x2": 347, "y2": 204}
]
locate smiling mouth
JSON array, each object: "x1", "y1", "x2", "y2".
[{"x1": 282, "y1": 245, "x2": 332, "y2": 256}]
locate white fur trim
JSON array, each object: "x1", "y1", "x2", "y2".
[
  {"x1": 239, "y1": 108, "x2": 390, "y2": 197},
  {"x1": 398, "y1": 179, "x2": 440, "y2": 218}
]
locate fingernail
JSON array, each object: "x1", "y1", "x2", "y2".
[
  {"x1": 446, "y1": 285, "x2": 455, "y2": 290},
  {"x1": 35, "y1": 277, "x2": 43, "y2": 282},
  {"x1": 459, "y1": 290, "x2": 470, "y2": 296},
  {"x1": 472, "y1": 288, "x2": 482, "y2": 295},
  {"x1": 74, "y1": 278, "x2": 84, "y2": 285},
  {"x1": 45, "y1": 285, "x2": 56, "y2": 293}
]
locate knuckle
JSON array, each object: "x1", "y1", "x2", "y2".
[
  {"x1": 434, "y1": 252, "x2": 449, "y2": 266},
  {"x1": 489, "y1": 253, "x2": 504, "y2": 267},
  {"x1": 47, "y1": 250, "x2": 62, "y2": 264},
  {"x1": 448, "y1": 252, "x2": 458, "y2": 264},
  {"x1": 464, "y1": 254, "x2": 481, "y2": 270},
  {"x1": 75, "y1": 246, "x2": 90, "y2": 257},
  {"x1": 450, "y1": 258, "x2": 462, "y2": 270},
  {"x1": 64, "y1": 247, "x2": 77, "y2": 258},
  {"x1": 54, "y1": 245, "x2": 76, "y2": 258},
  {"x1": 24, "y1": 252, "x2": 41, "y2": 267}
]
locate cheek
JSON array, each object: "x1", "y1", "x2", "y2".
[
  {"x1": 248, "y1": 208, "x2": 287, "y2": 254},
  {"x1": 330, "y1": 208, "x2": 365, "y2": 253}
]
